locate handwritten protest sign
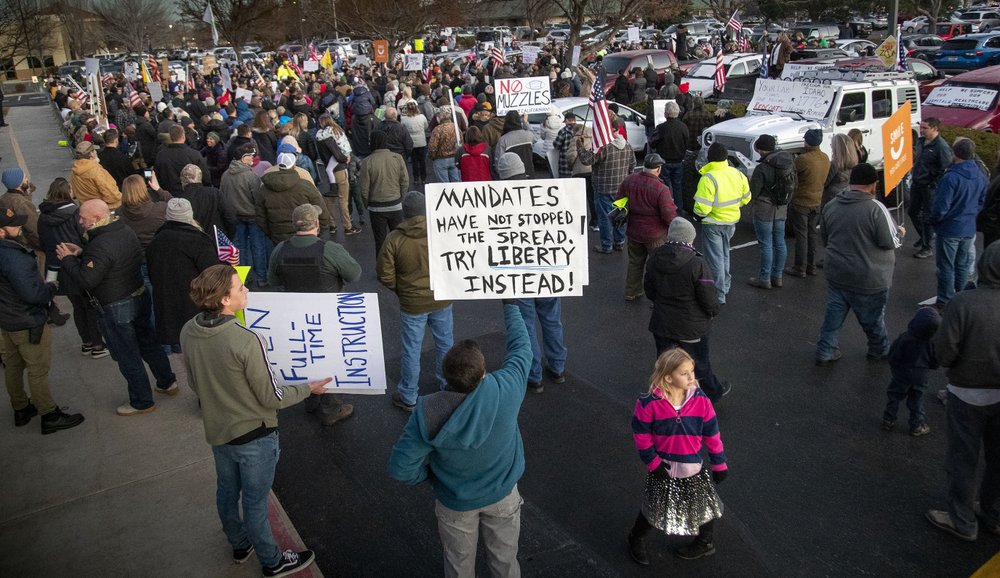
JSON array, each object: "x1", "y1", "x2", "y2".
[
  {"x1": 425, "y1": 179, "x2": 590, "y2": 300},
  {"x1": 404, "y1": 54, "x2": 423, "y2": 71},
  {"x1": 748, "y1": 79, "x2": 836, "y2": 121},
  {"x1": 244, "y1": 292, "x2": 386, "y2": 394},
  {"x1": 303, "y1": 60, "x2": 319, "y2": 71},
  {"x1": 494, "y1": 76, "x2": 552, "y2": 115},
  {"x1": 521, "y1": 45, "x2": 540, "y2": 65},
  {"x1": 236, "y1": 87, "x2": 253, "y2": 102},
  {"x1": 925, "y1": 86, "x2": 999, "y2": 112},
  {"x1": 627, "y1": 26, "x2": 641, "y2": 43}
]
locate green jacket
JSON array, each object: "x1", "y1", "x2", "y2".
[
  {"x1": 360, "y1": 149, "x2": 408, "y2": 210},
  {"x1": 377, "y1": 216, "x2": 451, "y2": 314},
  {"x1": 255, "y1": 168, "x2": 331, "y2": 242},
  {"x1": 180, "y1": 313, "x2": 311, "y2": 445}
]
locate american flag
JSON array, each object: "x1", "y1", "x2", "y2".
[
  {"x1": 102, "y1": 72, "x2": 114, "y2": 85},
  {"x1": 124, "y1": 82, "x2": 142, "y2": 109},
  {"x1": 713, "y1": 51, "x2": 726, "y2": 94},
  {"x1": 897, "y1": 32, "x2": 907, "y2": 72},
  {"x1": 423, "y1": 67, "x2": 434, "y2": 84},
  {"x1": 147, "y1": 55, "x2": 160, "y2": 82},
  {"x1": 308, "y1": 41, "x2": 319, "y2": 61},
  {"x1": 491, "y1": 45, "x2": 504, "y2": 68},
  {"x1": 71, "y1": 89, "x2": 87, "y2": 102},
  {"x1": 214, "y1": 226, "x2": 240, "y2": 266},
  {"x1": 738, "y1": 33, "x2": 750, "y2": 52},
  {"x1": 588, "y1": 74, "x2": 614, "y2": 151},
  {"x1": 727, "y1": 10, "x2": 742, "y2": 33}
]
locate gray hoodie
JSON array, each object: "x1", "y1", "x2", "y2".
[
  {"x1": 820, "y1": 189, "x2": 902, "y2": 294},
  {"x1": 220, "y1": 160, "x2": 262, "y2": 221}
]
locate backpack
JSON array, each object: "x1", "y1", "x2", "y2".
[{"x1": 769, "y1": 163, "x2": 797, "y2": 205}]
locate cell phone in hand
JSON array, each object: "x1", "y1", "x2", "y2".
[{"x1": 143, "y1": 169, "x2": 153, "y2": 179}]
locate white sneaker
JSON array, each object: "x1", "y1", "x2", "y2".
[
  {"x1": 155, "y1": 383, "x2": 179, "y2": 396},
  {"x1": 116, "y1": 404, "x2": 156, "y2": 416}
]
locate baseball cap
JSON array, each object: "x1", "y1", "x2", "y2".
[
  {"x1": 0, "y1": 207, "x2": 28, "y2": 227},
  {"x1": 277, "y1": 153, "x2": 297, "y2": 170},
  {"x1": 291, "y1": 204, "x2": 322, "y2": 231}
]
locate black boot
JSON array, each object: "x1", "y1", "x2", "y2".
[
  {"x1": 628, "y1": 512, "x2": 652, "y2": 566},
  {"x1": 14, "y1": 402, "x2": 38, "y2": 427},
  {"x1": 41, "y1": 408, "x2": 85, "y2": 435},
  {"x1": 675, "y1": 539, "x2": 715, "y2": 560},
  {"x1": 47, "y1": 304, "x2": 70, "y2": 326}
]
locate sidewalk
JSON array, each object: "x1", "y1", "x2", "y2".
[{"x1": 0, "y1": 104, "x2": 321, "y2": 578}]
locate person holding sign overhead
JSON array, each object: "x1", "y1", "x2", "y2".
[
  {"x1": 377, "y1": 191, "x2": 454, "y2": 412},
  {"x1": 181, "y1": 264, "x2": 326, "y2": 577}
]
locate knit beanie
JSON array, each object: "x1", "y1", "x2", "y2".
[
  {"x1": 2, "y1": 167, "x2": 24, "y2": 190},
  {"x1": 165, "y1": 198, "x2": 196, "y2": 225},
  {"x1": 402, "y1": 191, "x2": 426, "y2": 219},
  {"x1": 666, "y1": 217, "x2": 696, "y2": 244}
]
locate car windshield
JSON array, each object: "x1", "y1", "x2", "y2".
[
  {"x1": 937, "y1": 24, "x2": 956, "y2": 33},
  {"x1": 687, "y1": 62, "x2": 720, "y2": 77},
  {"x1": 925, "y1": 82, "x2": 999, "y2": 110},
  {"x1": 601, "y1": 55, "x2": 633, "y2": 73},
  {"x1": 941, "y1": 39, "x2": 980, "y2": 51}
]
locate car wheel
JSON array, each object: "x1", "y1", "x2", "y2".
[
  {"x1": 985, "y1": 26, "x2": 993, "y2": 32},
  {"x1": 906, "y1": 26, "x2": 913, "y2": 33}
]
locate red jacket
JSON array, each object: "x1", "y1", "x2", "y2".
[
  {"x1": 458, "y1": 95, "x2": 477, "y2": 120},
  {"x1": 617, "y1": 171, "x2": 676, "y2": 244},
  {"x1": 460, "y1": 142, "x2": 491, "y2": 182}
]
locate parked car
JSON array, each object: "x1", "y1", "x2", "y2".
[
  {"x1": 902, "y1": 34, "x2": 945, "y2": 60},
  {"x1": 936, "y1": 22, "x2": 976, "y2": 40},
  {"x1": 957, "y1": 10, "x2": 1000, "y2": 32},
  {"x1": 791, "y1": 22, "x2": 841, "y2": 40},
  {"x1": 682, "y1": 52, "x2": 762, "y2": 101},
  {"x1": 837, "y1": 39, "x2": 877, "y2": 57},
  {"x1": 525, "y1": 97, "x2": 647, "y2": 164},
  {"x1": 921, "y1": 65, "x2": 1000, "y2": 131},
  {"x1": 903, "y1": 16, "x2": 930, "y2": 33},
  {"x1": 933, "y1": 33, "x2": 1000, "y2": 73},
  {"x1": 602, "y1": 49, "x2": 679, "y2": 92}
]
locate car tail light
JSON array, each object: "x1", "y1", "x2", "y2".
[
  {"x1": 966, "y1": 51, "x2": 985, "y2": 56},
  {"x1": 907, "y1": 49, "x2": 915, "y2": 56}
]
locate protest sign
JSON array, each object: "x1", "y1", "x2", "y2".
[
  {"x1": 303, "y1": 60, "x2": 319, "y2": 71},
  {"x1": 236, "y1": 87, "x2": 253, "y2": 102},
  {"x1": 924, "y1": 86, "x2": 998, "y2": 112},
  {"x1": 522, "y1": 45, "x2": 540, "y2": 64},
  {"x1": 628, "y1": 27, "x2": 641, "y2": 43},
  {"x1": 748, "y1": 79, "x2": 836, "y2": 121},
  {"x1": 571, "y1": 45, "x2": 581, "y2": 67},
  {"x1": 85, "y1": 58, "x2": 100, "y2": 76},
  {"x1": 494, "y1": 76, "x2": 552, "y2": 115},
  {"x1": 425, "y1": 178, "x2": 590, "y2": 300},
  {"x1": 404, "y1": 54, "x2": 423, "y2": 71},
  {"x1": 373, "y1": 39, "x2": 389, "y2": 63},
  {"x1": 652, "y1": 99, "x2": 678, "y2": 124},
  {"x1": 220, "y1": 66, "x2": 232, "y2": 92},
  {"x1": 414, "y1": 38, "x2": 424, "y2": 52},
  {"x1": 244, "y1": 292, "x2": 386, "y2": 394},
  {"x1": 881, "y1": 101, "x2": 913, "y2": 195},
  {"x1": 123, "y1": 61, "x2": 138, "y2": 81}
]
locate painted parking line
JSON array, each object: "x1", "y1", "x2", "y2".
[
  {"x1": 971, "y1": 549, "x2": 1000, "y2": 578},
  {"x1": 732, "y1": 240, "x2": 758, "y2": 250},
  {"x1": 6, "y1": 116, "x2": 31, "y2": 182},
  {"x1": 267, "y1": 491, "x2": 324, "y2": 577}
]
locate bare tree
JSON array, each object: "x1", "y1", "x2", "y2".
[
  {"x1": 338, "y1": 0, "x2": 437, "y2": 53},
  {"x1": 0, "y1": 0, "x2": 57, "y2": 74},
  {"x1": 51, "y1": 0, "x2": 103, "y2": 59},
  {"x1": 549, "y1": 0, "x2": 684, "y2": 58},
  {"x1": 902, "y1": 0, "x2": 945, "y2": 31},
  {"x1": 177, "y1": 0, "x2": 284, "y2": 52},
  {"x1": 704, "y1": 0, "x2": 748, "y2": 25},
  {"x1": 94, "y1": 0, "x2": 170, "y2": 53}
]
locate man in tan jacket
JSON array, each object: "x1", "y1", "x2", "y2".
[
  {"x1": 69, "y1": 141, "x2": 121, "y2": 210},
  {"x1": 787, "y1": 129, "x2": 830, "y2": 278}
]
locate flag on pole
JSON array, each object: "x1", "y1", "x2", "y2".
[
  {"x1": 102, "y1": 72, "x2": 114, "y2": 85},
  {"x1": 203, "y1": 3, "x2": 219, "y2": 46},
  {"x1": 308, "y1": 41, "x2": 320, "y2": 61},
  {"x1": 896, "y1": 26, "x2": 908, "y2": 72},
  {"x1": 491, "y1": 45, "x2": 504, "y2": 68},
  {"x1": 588, "y1": 74, "x2": 614, "y2": 152},
  {"x1": 727, "y1": 10, "x2": 742, "y2": 32},
  {"x1": 759, "y1": 40, "x2": 769, "y2": 79},
  {"x1": 124, "y1": 82, "x2": 142, "y2": 109},
  {"x1": 140, "y1": 60, "x2": 150, "y2": 83},
  {"x1": 713, "y1": 50, "x2": 727, "y2": 93},
  {"x1": 214, "y1": 226, "x2": 240, "y2": 266},
  {"x1": 146, "y1": 56, "x2": 161, "y2": 82},
  {"x1": 320, "y1": 48, "x2": 332, "y2": 69},
  {"x1": 252, "y1": 64, "x2": 266, "y2": 89}
]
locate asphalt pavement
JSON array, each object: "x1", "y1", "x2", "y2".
[{"x1": 1, "y1": 94, "x2": 998, "y2": 577}]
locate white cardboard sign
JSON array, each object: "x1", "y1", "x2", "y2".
[
  {"x1": 652, "y1": 99, "x2": 678, "y2": 124},
  {"x1": 425, "y1": 178, "x2": 590, "y2": 300},
  {"x1": 924, "y1": 86, "x2": 998, "y2": 112},
  {"x1": 748, "y1": 79, "x2": 836, "y2": 121},
  {"x1": 494, "y1": 75, "x2": 552, "y2": 115},
  {"x1": 521, "y1": 45, "x2": 540, "y2": 64},
  {"x1": 303, "y1": 60, "x2": 319, "y2": 71},
  {"x1": 404, "y1": 54, "x2": 423, "y2": 71},
  {"x1": 627, "y1": 27, "x2": 641, "y2": 43},
  {"x1": 244, "y1": 292, "x2": 386, "y2": 394}
]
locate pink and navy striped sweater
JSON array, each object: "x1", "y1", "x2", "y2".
[{"x1": 632, "y1": 388, "x2": 727, "y2": 479}]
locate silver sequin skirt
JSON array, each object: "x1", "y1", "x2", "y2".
[{"x1": 641, "y1": 467, "x2": 723, "y2": 536}]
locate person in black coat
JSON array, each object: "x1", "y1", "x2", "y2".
[
  {"x1": 133, "y1": 105, "x2": 158, "y2": 167},
  {"x1": 154, "y1": 125, "x2": 211, "y2": 195},
  {"x1": 97, "y1": 129, "x2": 134, "y2": 190},
  {"x1": 145, "y1": 198, "x2": 219, "y2": 347},
  {"x1": 176, "y1": 164, "x2": 236, "y2": 238},
  {"x1": 36, "y1": 178, "x2": 106, "y2": 356},
  {"x1": 226, "y1": 124, "x2": 254, "y2": 162},
  {"x1": 643, "y1": 217, "x2": 729, "y2": 402},
  {"x1": 200, "y1": 132, "x2": 228, "y2": 187}
]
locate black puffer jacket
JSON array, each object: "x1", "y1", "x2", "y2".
[
  {"x1": 177, "y1": 183, "x2": 236, "y2": 238},
  {"x1": 37, "y1": 200, "x2": 84, "y2": 295},
  {"x1": 155, "y1": 143, "x2": 210, "y2": 195},
  {"x1": 644, "y1": 241, "x2": 719, "y2": 340},
  {"x1": 60, "y1": 218, "x2": 143, "y2": 305},
  {"x1": 0, "y1": 238, "x2": 53, "y2": 331}
]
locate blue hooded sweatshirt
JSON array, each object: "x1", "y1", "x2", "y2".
[
  {"x1": 388, "y1": 304, "x2": 531, "y2": 511},
  {"x1": 931, "y1": 159, "x2": 987, "y2": 238}
]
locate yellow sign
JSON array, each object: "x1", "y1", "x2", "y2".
[
  {"x1": 234, "y1": 265, "x2": 251, "y2": 325},
  {"x1": 414, "y1": 38, "x2": 424, "y2": 52},
  {"x1": 874, "y1": 35, "x2": 898, "y2": 70},
  {"x1": 373, "y1": 39, "x2": 389, "y2": 63},
  {"x1": 881, "y1": 101, "x2": 913, "y2": 196}
]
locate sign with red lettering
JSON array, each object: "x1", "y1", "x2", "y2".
[{"x1": 494, "y1": 75, "x2": 552, "y2": 115}]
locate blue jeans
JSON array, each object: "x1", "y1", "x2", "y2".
[
  {"x1": 945, "y1": 392, "x2": 1000, "y2": 536},
  {"x1": 433, "y1": 158, "x2": 461, "y2": 183},
  {"x1": 235, "y1": 221, "x2": 272, "y2": 285},
  {"x1": 515, "y1": 298, "x2": 567, "y2": 383},
  {"x1": 935, "y1": 235, "x2": 975, "y2": 304},
  {"x1": 212, "y1": 432, "x2": 282, "y2": 567},
  {"x1": 594, "y1": 193, "x2": 625, "y2": 250},
  {"x1": 660, "y1": 162, "x2": 685, "y2": 215},
  {"x1": 752, "y1": 217, "x2": 787, "y2": 280},
  {"x1": 883, "y1": 377, "x2": 928, "y2": 430},
  {"x1": 398, "y1": 306, "x2": 454, "y2": 405},
  {"x1": 96, "y1": 291, "x2": 175, "y2": 409},
  {"x1": 700, "y1": 223, "x2": 736, "y2": 303},
  {"x1": 816, "y1": 286, "x2": 889, "y2": 361}
]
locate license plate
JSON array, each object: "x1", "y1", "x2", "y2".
[{"x1": 947, "y1": 56, "x2": 958, "y2": 61}]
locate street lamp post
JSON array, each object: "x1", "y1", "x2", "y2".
[{"x1": 331, "y1": 0, "x2": 339, "y2": 40}]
